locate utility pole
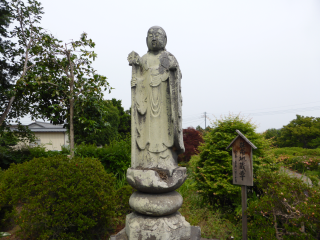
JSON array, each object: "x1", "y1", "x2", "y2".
[{"x1": 204, "y1": 112, "x2": 206, "y2": 129}]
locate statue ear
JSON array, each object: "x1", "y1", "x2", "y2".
[
  {"x1": 164, "y1": 36, "x2": 167, "y2": 48},
  {"x1": 146, "y1": 37, "x2": 148, "y2": 46}
]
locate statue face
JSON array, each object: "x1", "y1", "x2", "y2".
[{"x1": 146, "y1": 27, "x2": 167, "y2": 51}]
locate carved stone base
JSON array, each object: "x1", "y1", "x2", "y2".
[
  {"x1": 125, "y1": 212, "x2": 191, "y2": 240},
  {"x1": 126, "y1": 167, "x2": 187, "y2": 193},
  {"x1": 110, "y1": 219, "x2": 201, "y2": 240},
  {"x1": 129, "y1": 191, "x2": 183, "y2": 216}
]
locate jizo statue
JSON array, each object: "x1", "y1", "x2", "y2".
[
  {"x1": 111, "y1": 26, "x2": 200, "y2": 240},
  {"x1": 127, "y1": 26, "x2": 184, "y2": 176}
]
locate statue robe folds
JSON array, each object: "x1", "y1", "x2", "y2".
[{"x1": 131, "y1": 50, "x2": 184, "y2": 174}]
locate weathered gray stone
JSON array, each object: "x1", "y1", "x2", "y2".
[
  {"x1": 191, "y1": 226, "x2": 201, "y2": 240},
  {"x1": 127, "y1": 167, "x2": 187, "y2": 193},
  {"x1": 125, "y1": 212, "x2": 191, "y2": 240},
  {"x1": 129, "y1": 191, "x2": 182, "y2": 216},
  {"x1": 110, "y1": 228, "x2": 128, "y2": 240},
  {"x1": 128, "y1": 26, "x2": 184, "y2": 176},
  {"x1": 124, "y1": 26, "x2": 201, "y2": 240}
]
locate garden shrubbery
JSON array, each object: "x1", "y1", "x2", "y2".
[
  {"x1": 0, "y1": 155, "x2": 116, "y2": 239},
  {"x1": 195, "y1": 114, "x2": 277, "y2": 209},
  {"x1": 248, "y1": 169, "x2": 320, "y2": 239},
  {"x1": 75, "y1": 136, "x2": 131, "y2": 176},
  {"x1": 0, "y1": 145, "x2": 64, "y2": 170}
]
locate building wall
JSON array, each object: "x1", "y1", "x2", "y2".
[{"x1": 33, "y1": 132, "x2": 68, "y2": 151}]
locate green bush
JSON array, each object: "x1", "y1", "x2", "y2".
[
  {"x1": 0, "y1": 156, "x2": 116, "y2": 240},
  {"x1": 194, "y1": 114, "x2": 278, "y2": 209},
  {"x1": 247, "y1": 169, "x2": 320, "y2": 239},
  {"x1": 0, "y1": 145, "x2": 63, "y2": 170},
  {"x1": 75, "y1": 136, "x2": 131, "y2": 177}
]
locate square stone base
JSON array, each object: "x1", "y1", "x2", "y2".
[{"x1": 110, "y1": 212, "x2": 201, "y2": 240}]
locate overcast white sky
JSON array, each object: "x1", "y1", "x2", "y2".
[{"x1": 20, "y1": 0, "x2": 320, "y2": 132}]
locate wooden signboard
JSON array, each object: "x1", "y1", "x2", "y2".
[
  {"x1": 227, "y1": 130, "x2": 256, "y2": 186},
  {"x1": 226, "y1": 130, "x2": 257, "y2": 240}
]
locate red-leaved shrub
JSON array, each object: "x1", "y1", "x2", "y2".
[{"x1": 178, "y1": 127, "x2": 204, "y2": 162}]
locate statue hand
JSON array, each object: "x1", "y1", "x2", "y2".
[{"x1": 128, "y1": 51, "x2": 140, "y2": 66}]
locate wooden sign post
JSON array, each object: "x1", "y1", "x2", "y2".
[{"x1": 226, "y1": 130, "x2": 257, "y2": 240}]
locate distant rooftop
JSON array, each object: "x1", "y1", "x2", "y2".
[
  {"x1": 28, "y1": 122, "x2": 67, "y2": 132},
  {"x1": 10, "y1": 122, "x2": 67, "y2": 132}
]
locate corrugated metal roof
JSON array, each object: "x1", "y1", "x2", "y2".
[
  {"x1": 9, "y1": 122, "x2": 66, "y2": 132},
  {"x1": 27, "y1": 122, "x2": 66, "y2": 132},
  {"x1": 28, "y1": 122, "x2": 64, "y2": 129},
  {"x1": 30, "y1": 128, "x2": 67, "y2": 132},
  {"x1": 226, "y1": 129, "x2": 258, "y2": 150}
]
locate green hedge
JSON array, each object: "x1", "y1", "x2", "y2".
[
  {"x1": 0, "y1": 156, "x2": 116, "y2": 240},
  {"x1": 0, "y1": 145, "x2": 63, "y2": 170},
  {"x1": 75, "y1": 136, "x2": 131, "y2": 177}
]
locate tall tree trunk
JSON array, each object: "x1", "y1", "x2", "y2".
[
  {"x1": 69, "y1": 97, "x2": 74, "y2": 157},
  {"x1": 0, "y1": 96, "x2": 15, "y2": 126},
  {"x1": 67, "y1": 50, "x2": 75, "y2": 158}
]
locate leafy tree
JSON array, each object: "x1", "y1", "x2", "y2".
[
  {"x1": 264, "y1": 128, "x2": 282, "y2": 142},
  {"x1": 110, "y1": 98, "x2": 131, "y2": 137},
  {"x1": 277, "y1": 115, "x2": 320, "y2": 149},
  {"x1": 194, "y1": 114, "x2": 276, "y2": 209},
  {"x1": 0, "y1": 0, "x2": 56, "y2": 126},
  {"x1": 72, "y1": 98, "x2": 120, "y2": 146},
  {"x1": 0, "y1": 0, "x2": 111, "y2": 158},
  {"x1": 0, "y1": 123, "x2": 35, "y2": 147},
  {"x1": 27, "y1": 32, "x2": 111, "y2": 157},
  {"x1": 178, "y1": 127, "x2": 203, "y2": 162}
]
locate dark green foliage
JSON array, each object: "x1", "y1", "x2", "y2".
[
  {"x1": 0, "y1": 145, "x2": 62, "y2": 170},
  {"x1": 0, "y1": 123, "x2": 35, "y2": 147},
  {"x1": 194, "y1": 114, "x2": 277, "y2": 209},
  {"x1": 110, "y1": 98, "x2": 131, "y2": 137},
  {"x1": 277, "y1": 115, "x2": 320, "y2": 149},
  {"x1": 75, "y1": 136, "x2": 131, "y2": 177},
  {"x1": 114, "y1": 185, "x2": 134, "y2": 217},
  {"x1": 247, "y1": 169, "x2": 320, "y2": 240},
  {"x1": 72, "y1": 98, "x2": 120, "y2": 146},
  {"x1": 0, "y1": 156, "x2": 116, "y2": 239},
  {"x1": 264, "y1": 128, "x2": 282, "y2": 142}
]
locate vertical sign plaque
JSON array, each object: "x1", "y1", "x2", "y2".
[
  {"x1": 226, "y1": 130, "x2": 257, "y2": 240},
  {"x1": 232, "y1": 137, "x2": 253, "y2": 186}
]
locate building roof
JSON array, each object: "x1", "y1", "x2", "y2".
[
  {"x1": 226, "y1": 129, "x2": 258, "y2": 150},
  {"x1": 27, "y1": 122, "x2": 67, "y2": 132}
]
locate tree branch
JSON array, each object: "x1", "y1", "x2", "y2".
[{"x1": 0, "y1": 96, "x2": 15, "y2": 126}]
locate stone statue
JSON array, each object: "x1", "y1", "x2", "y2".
[
  {"x1": 127, "y1": 26, "x2": 184, "y2": 176},
  {"x1": 110, "y1": 26, "x2": 201, "y2": 240}
]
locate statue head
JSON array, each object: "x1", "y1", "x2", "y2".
[{"x1": 146, "y1": 26, "x2": 167, "y2": 51}]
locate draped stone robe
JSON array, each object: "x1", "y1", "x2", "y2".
[{"x1": 131, "y1": 50, "x2": 184, "y2": 175}]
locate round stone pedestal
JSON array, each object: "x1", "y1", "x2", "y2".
[
  {"x1": 129, "y1": 191, "x2": 183, "y2": 216},
  {"x1": 126, "y1": 167, "x2": 187, "y2": 193},
  {"x1": 125, "y1": 212, "x2": 191, "y2": 240}
]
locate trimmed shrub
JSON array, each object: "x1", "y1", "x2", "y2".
[
  {"x1": 248, "y1": 169, "x2": 320, "y2": 239},
  {"x1": 0, "y1": 156, "x2": 116, "y2": 239},
  {"x1": 194, "y1": 114, "x2": 277, "y2": 209}
]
